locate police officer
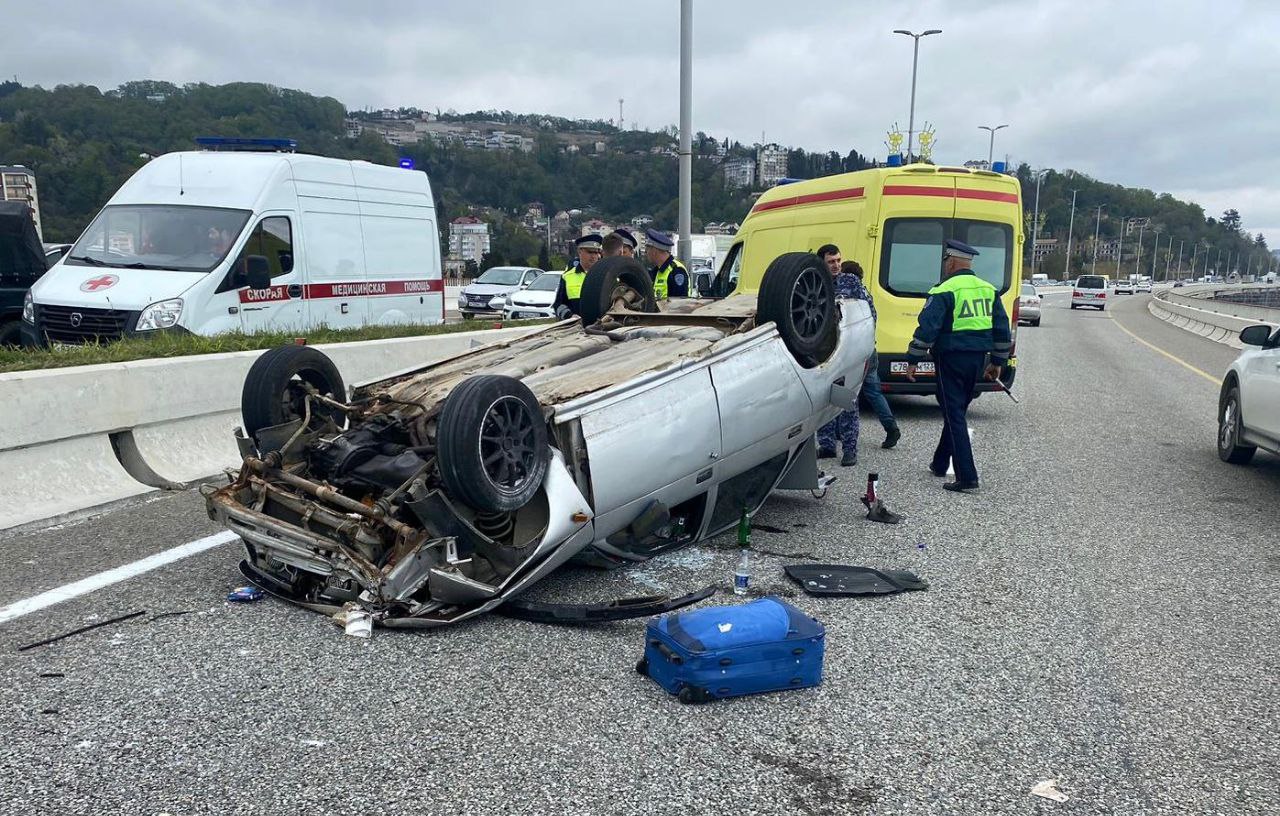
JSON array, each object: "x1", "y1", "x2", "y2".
[
  {"x1": 906, "y1": 239, "x2": 1012, "y2": 492},
  {"x1": 612, "y1": 228, "x2": 638, "y2": 258},
  {"x1": 553, "y1": 233, "x2": 603, "y2": 318},
  {"x1": 643, "y1": 228, "x2": 689, "y2": 300}
]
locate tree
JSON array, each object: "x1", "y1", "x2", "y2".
[
  {"x1": 479, "y1": 250, "x2": 504, "y2": 272},
  {"x1": 537, "y1": 242, "x2": 551, "y2": 271},
  {"x1": 1221, "y1": 209, "x2": 1242, "y2": 233}
]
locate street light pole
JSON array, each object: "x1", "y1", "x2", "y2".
[
  {"x1": 978, "y1": 124, "x2": 1008, "y2": 167},
  {"x1": 1091, "y1": 204, "x2": 1105, "y2": 275},
  {"x1": 1115, "y1": 215, "x2": 1125, "y2": 278},
  {"x1": 676, "y1": 0, "x2": 693, "y2": 266},
  {"x1": 1063, "y1": 189, "x2": 1078, "y2": 280},
  {"x1": 1177, "y1": 239, "x2": 1184, "y2": 279},
  {"x1": 1134, "y1": 221, "x2": 1146, "y2": 279},
  {"x1": 1164, "y1": 235, "x2": 1173, "y2": 281},
  {"x1": 1150, "y1": 229, "x2": 1160, "y2": 279},
  {"x1": 1029, "y1": 169, "x2": 1046, "y2": 278},
  {"x1": 893, "y1": 29, "x2": 942, "y2": 161}
]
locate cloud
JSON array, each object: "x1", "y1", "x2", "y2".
[{"x1": 12, "y1": 0, "x2": 1280, "y2": 243}]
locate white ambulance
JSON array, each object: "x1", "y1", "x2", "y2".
[{"x1": 22, "y1": 139, "x2": 443, "y2": 345}]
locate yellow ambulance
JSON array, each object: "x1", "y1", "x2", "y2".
[{"x1": 713, "y1": 163, "x2": 1024, "y2": 396}]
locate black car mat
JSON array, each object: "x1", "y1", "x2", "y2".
[{"x1": 784, "y1": 563, "x2": 928, "y2": 597}]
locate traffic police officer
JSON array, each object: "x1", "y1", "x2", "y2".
[
  {"x1": 906, "y1": 238, "x2": 1012, "y2": 493},
  {"x1": 612, "y1": 228, "x2": 638, "y2": 258},
  {"x1": 643, "y1": 228, "x2": 689, "y2": 299},
  {"x1": 553, "y1": 233, "x2": 603, "y2": 318}
]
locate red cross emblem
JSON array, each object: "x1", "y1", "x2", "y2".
[{"x1": 80, "y1": 275, "x2": 119, "y2": 292}]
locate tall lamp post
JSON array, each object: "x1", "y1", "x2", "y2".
[
  {"x1": 1063, "y1": 188, "x2": 1078, "y2": 280},
  {"x1": 1091, "y1": 204, "x2": 1106, "y2": 275},
  {"x1": 978, "y1": 124, "x2": 1008, "y2": 167},
  {"x1": 1150, "y1": 229, "x2": 1161, "y2": 280},
  {"x1": 676, "y1": 0, "x2": 693, "y2": 265},
  {"x1": 893, "y1": 28, "x2": 942, "y2": 161},
  {"x1": 1029, "y1": 169, "x2": 1048, "y2": 278}
]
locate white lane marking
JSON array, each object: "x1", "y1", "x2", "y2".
[
  {"x1": 0, "y1": 530, "x2": 238, "y2": 625},
  {"x1": 946, "y1": 428, "x2": 975, "y2": 476}
]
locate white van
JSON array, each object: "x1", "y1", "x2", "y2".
[{"x1": 22, "y1": 143, "x2": 442, "y2": 345}]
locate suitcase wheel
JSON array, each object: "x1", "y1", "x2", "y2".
[
  {"x1": 677, "y1": 686, "x2": 712, "y2": 705},
  {"x1": 635, "y1": 658, "x2": 649, "y2": 676}
]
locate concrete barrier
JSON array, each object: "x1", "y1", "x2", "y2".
[
  {"x1": 0, "y1": 325, "x2": 540, "y2": 531},
  {"x1": 1149, "y1": 289, "x2": 1278, "y2": 348}
]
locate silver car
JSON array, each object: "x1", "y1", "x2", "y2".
[
  {"x1": 458, "y1": 266, "x2": 543, "y2": 319},
  {"x1": 1018, "y1": 283, "x2": 1042, "y2": 326},
  {"x1": 206, "y1": 253, "x2": 875, "y2": 628}
]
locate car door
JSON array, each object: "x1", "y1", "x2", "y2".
[
  {"x1": 225, "y1": 215, "x2": 307, "y2": 332},
  {"x1": 1243, "y1": 329, "x2": 1280, "y2": 439}
]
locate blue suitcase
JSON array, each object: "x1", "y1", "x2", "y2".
[{"x1": 637, "y1": 596, "x2": 825, "y2": 703}]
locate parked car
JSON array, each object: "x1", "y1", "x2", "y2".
[
  {"x1": 1218, "y1": 324, "x2": 1280, "y2": 465},
  {"x1": 1018, "y1": 283, "x2": 1042, "y2": 326},
  {"x1": 24, "y1": 140, "x2": 445, "y2": 347},
  {"x1": 458, "y1": 266, "x2": 543, "y2": 319},
  {"x1": 1114, "y1": 279, "x2": 1135, "y2": 295},
  {"x1": 1137, "y1": 278, "x2": 1153, "y2": 293},
  {"x1": 0, "y1": 202, "x2": 47, "y2": 347},
  {"x1": 502, "y1": 271, "x2": 561, "y2": 319},
  {"x1": 206, "y1": 253, "x2": 876, "y2": 628},
  {"x1": 1071, "y1": 274, "x2": 1110, "y2": 310}
]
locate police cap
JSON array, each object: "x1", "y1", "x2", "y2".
[
  {"x1": 575, "y1": 233, "x2": 603, "y2": 251},
  {"x1": 612, "y1": 227, "x2": 637, "y2": 249},
  {"x1": 943, "y1": 238, "x2": 980, "y2": 259},
  {"x1": 645, "y1": 227, "x2": 674, "y2": 250}
]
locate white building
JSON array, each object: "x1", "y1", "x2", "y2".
[
  {"x1": 723, "y1": 158, "x2": 756, "y2": 190},
  {"x1": 1, "y1": 165, "x2": 41, "y2": 241},
  {"x1": 756, "y1": 143, "x2": 788, "y2": 187},
  {"x1": 448, "y1": 216, "x2": 491, "y2": 265}
]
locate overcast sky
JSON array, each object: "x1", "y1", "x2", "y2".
[{"x1": 11, "y1": 0, "x2": 1280, "y2": 244}]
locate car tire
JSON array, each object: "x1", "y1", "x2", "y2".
[
  {"x1": 1069, "y1": 304, "x2": 1077, "y2": 310},
  {"x1": 0, "y1": 319, "x2": 22, "y2": 348},
  {"x1": 1218, "y1": 386, "x2": 1256, "y2": 465},
  {"x1": 241, "y1": 345, "x2": 346, "y2": 440},
  {"x1": 461, "y1": 312, "x2": 474, "y2": 320},
  {"x1": 1033, "y1": 318, "x2": 1042, "y2": 326},
  {"x1": 437, "y1": 374, "x2": 550, "y2": 513},
  {"x1": 577, "y1": 256, "x2": 657, "y2": 325},
  {"x1": 757, "y1": 252, "x2": 837, "y2": 367}
]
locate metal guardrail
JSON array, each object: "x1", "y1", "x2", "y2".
[
  {"x1": 1211, "y1": 286, "x2": 1280, "y2": 309},
  {"x1": 1150, "y1": 286, "x2": 1279, "y2": 349}
]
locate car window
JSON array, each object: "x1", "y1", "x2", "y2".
[
  {"x1": 67, "y1": 204, "x2": 251, "y2": 273},
  {"x1": 475, "y1": 267, "x2": 524, "y2": 285},
  {"x1": 527, "y1": 273, "x2": 561, "y2": 292},
  {"x1": 218, "y1": 216, "x2": 292, "y2": 293},
  {"x1": 713, "y1": 242, "x2": 743, "y2": 296},
  {"x1": 1021, "y1": 284, "x2": 1037, "y2": 297},
  {"x1": 879, "y1": 218, "x2": 1013, "y2": 297},
  {"x1": 1076, "y1": 275, "x2": 1106, "y2": 289}
]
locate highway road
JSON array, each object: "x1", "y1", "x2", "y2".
[{"x1": 1, "y1": 291, "x2": 1277, "y2": 815}]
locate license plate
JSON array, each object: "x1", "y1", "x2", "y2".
[
  {"x1": 890, "y1": 361, "x2": 934, "y2": 374},
  {"x1": 516, "y1": 312, "x2": 540, "y2": 319}
]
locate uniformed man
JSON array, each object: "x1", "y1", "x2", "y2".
[
  {"x1": 643, "y1": 228, "x2": 689, "y2": 300},
  {"x1": 601, "y1": 233, "x2": 625, "y2": 258},
  {"x1": 613, "y1": 228, "x2": 638, "y2": 258},
  {"x1": 553, "y1": 233, "x2": 603, "y2": 318},
  {"x1": 905, "y1": 238, "x2": 1012, "y2": 493}
]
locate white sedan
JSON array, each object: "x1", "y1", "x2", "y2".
[
  {"x1": 1218, "y1": 324, "x2": 1280, "y2": 464},
  {"x1": 502, "y1": 272, "x2": 561, "y2": 320}
]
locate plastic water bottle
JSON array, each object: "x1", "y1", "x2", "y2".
[{"x1": 734, "y1": 549, "x2": 751, "y2": 595}]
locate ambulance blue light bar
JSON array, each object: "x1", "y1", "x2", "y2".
[
  {"x1": 399, "y1": 157, "x2": 415, "y2": 170},
  {"x1": 195, "y1": 137, "x2": 298, "y2": 153}
]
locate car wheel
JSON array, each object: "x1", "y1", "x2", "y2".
[
  {"x1": 757, "y1": 252, "x2": 837, "y2": 367},
  {"x1": 241, "y1": 346, "x2": 346, "y2": 440},
  {"x1": 1218, "y1": 386, "x2": 1256, "y2": 465},
  {"x1": 0, "y1": 319, "x2": 22, "y2": 348},
  {"x1": 1033, "y1": 318, "x2": 1042, "y2": 326},
  {"x1": 1069, "y1": 304, "x2": 1077, "y2": 310},
  {"x1": 577, "y1": 256, "x2": 657, "y2": 325},
  {"x1": 437, "y1": 374, "x2": 550, "y2": 513},
  {"x1": 461, "y1": 312, "x2": 474, "y2": 320}
]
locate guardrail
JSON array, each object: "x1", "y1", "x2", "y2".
[
  {"x1": 0, "y1": 326, "x2": 539, "y2": 532},
  {"x1": 1149, "y1": 285, "x2": 1279, "y2": 347}
]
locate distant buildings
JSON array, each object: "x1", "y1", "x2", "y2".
[
  {"x1": 756, "y1": 143, "x2": 788, "y2": 187},
  {"x1": 1, "y1": 165, "x2": 40, "y2": 241},
  {"x1": 723, "y1": 158, "x2": 755, "y2": 190},
  {"x1": 704, "y1": 221, "x2": 740, "y2": 236},
  {"x1": 448, "y1": 216, "x2": 491, "y2": 265}
]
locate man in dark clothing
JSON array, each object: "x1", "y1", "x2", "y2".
[{"x1": 906, "y1": 239, "x2": 1012, "y2": 493}]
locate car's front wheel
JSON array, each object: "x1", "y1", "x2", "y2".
[
  {"x1": 241, "y1": 346, "x2": 347, "y2": 441},
  {"x1": 1218, "y1": 386, "x2": 1256, "y2": 464}
]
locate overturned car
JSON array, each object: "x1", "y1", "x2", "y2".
[{"x1": 205, "y1": 253, "x2": 875, "y2": 627}]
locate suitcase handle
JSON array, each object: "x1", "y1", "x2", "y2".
[{"x1": 651, "y1": 639, "x2": 682, "y2": 664}]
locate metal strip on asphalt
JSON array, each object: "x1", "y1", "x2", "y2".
[
  {"x1": 1107, "y1": 313, "x2": 1221, "y2": 386},
  {"x1": 0, "y1": 531, "x2": 238, "y2": 625}
]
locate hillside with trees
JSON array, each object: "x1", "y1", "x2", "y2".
[{"x1": 0, "y1": 79, "x2": 1268, "y2": 278}]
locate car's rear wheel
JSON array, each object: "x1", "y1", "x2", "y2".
[
  {"x1": 437, "y1": 374, "x2": 550, "y2": 513},
  {"x1": 241, "y1": 346, "x2": 346, "y2": 440},
  {"x1": 0, "y1": 319, "x2": 23, "y2": 348},
  {"x1": 1218, "y1": 386, "x2": 1256, "y2": 464},
  {"x1": 578, "y1": 256, "x2": 657, "y2": 325},
  {"x1": 757, "y1": 252, "x2": 837, "y2": 367}
]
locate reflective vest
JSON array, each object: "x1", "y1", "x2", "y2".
[
  {"x1": 653, "y1": 257, "x2": 687, "y2": 300},
  {"x1": 562, "y1": 265, "x2": 586, "y2": 300},
  {"x1": 928, "y1": 273, "x2": 996, "y2": 332}
]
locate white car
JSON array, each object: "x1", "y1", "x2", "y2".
[
  {"x1": 502, "y1": 272, "x2": 562, "y2": 320},
  {"x1": 1218, "y1": 324, "x2": 1280, "y2": 464},
  {"x1": 1137, "y1": 279, "x2": 1152, "y2": 293},
  {"x1": 1071, "y1": 274, "x2": 1110, "y2": 310},
  {"x1": 1017, "y1": 283, "x2": 1042, "y2": 326},
  {"x1": 458, "y1": 266, "x2": 543, "y2": 319},
  {"x1": 1114, "y1": 279, "x2": 1135, "y2": 295}
]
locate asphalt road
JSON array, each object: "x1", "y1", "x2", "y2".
[{"x1": 1, "y1": 291, "x2": 1277, "y2": 815}]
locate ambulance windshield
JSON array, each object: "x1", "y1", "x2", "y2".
[{"x1": 66, "y1": 204, "x2": 252, "y2": 273}]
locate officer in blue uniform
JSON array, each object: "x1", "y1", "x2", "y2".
[
  {"x1": 906, "y1": 239, "x2": 1012, "y2": 492},
  {"x1": 643, "y1": 228, "x2": 689, "y2": 299}
]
